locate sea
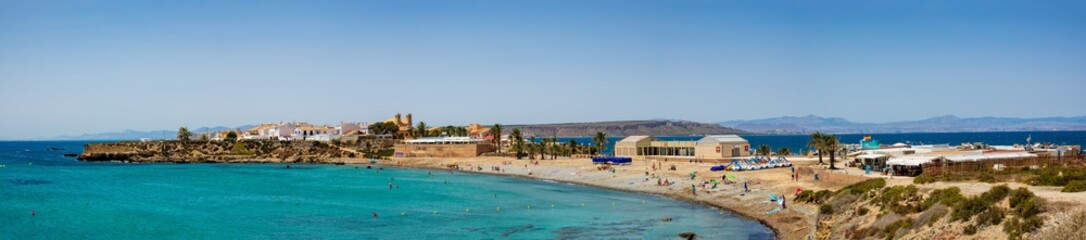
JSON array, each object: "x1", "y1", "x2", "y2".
[
  {"x1": 0, "y1": 141, "x2": 773, "y2": 239},
  {"x1": 542, "y1": 131, "x2": 1086, "y2": 155}
]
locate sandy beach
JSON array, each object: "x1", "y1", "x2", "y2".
[{"x1": 371, "y1": 156, "x2": 866, "y2": 240}]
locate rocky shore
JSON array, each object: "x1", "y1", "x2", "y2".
[{"x1": 78, "y1": 140, "x2": 357, "y2": 163}]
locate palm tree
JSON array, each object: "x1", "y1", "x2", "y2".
[
  {"x1": 825, "y1": 134, "x2": 841, "y2": 169},
  {"x1": 757, "y1": 144, "x2": 771, "y2": 157},
  {"x1": 568, "y1": 139, "x2": 579, "y2": 155},
  {"x1": 808, "y1": 132, "x2": 826, "y2": 164},
  {"x1": 490, "y1": 124, "x2": 503, "y2": 154},
  {"x1": 510, "y1": 129, "x2": 524, "y2": 159},
  {"x1": 592, "y1": 132, "x2": 608, "y2": 156},
  {"x1": 415, "y1": 122, "x2": 428, "y2": 138},
  {"x1": 177, "y1": 127, "x2": 192, "y2": 142},
  {"x1": 550, "y1": 137, "x2": 559, "y2": 160},
  {"x1": 778, "y1": 147, "x2": 791, "y2": 156}
]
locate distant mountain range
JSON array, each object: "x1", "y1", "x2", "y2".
[
  {"x1": 719, "y1": 115, "x2": 1086, "y2": 134},
  {"x1": 50, "y1": 125, "x2": 256, "y2": 140},
  {"x1": 505, "y1": 120, "x2": 746, "y2": 137}
]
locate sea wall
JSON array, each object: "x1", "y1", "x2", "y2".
[{"x1": 78, "y1": 140, "x2": 357, "y2": 163}]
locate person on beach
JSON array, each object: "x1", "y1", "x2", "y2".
[
  {"x1": 781, "y1": 196, "x2": 787, "y2": 209},
  {"x1": 744, "y1": 181, "x2": 749, "y2": 192},
  {"x1": 691, "y1": 185, "x2": 696, "y2": 195}
]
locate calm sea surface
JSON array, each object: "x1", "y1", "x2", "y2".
[
  {"x1": 547, "y1": 131, "x2": 1086, "y2": 155},
  {"x1": 0, "y1": 141, "x2": 773, "y2": 239}
]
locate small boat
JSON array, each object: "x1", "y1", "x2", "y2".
[
  {"x1": 47, "y1": 147, "x2": 63, "y2": 151},
  {"x1": 63, "y1": 153, "x2": 79, "y2": 157}
]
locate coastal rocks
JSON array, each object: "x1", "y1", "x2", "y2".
[
  {"x1": 678, "y1": 232, "x2": 697, "y2": 240},
  {"x1": 78, "y1": 140, "x2": 357, "y2": 163}
]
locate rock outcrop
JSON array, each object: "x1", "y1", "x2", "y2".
[{"x1": 78, "y1": 140, "x2": 357, "y2": 163}]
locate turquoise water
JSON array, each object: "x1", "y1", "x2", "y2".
[{"x1": 0, "y1": 141, "x2": 773, "y2": 239}]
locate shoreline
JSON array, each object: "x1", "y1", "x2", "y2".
[
  {"x1": 377, "y1": 162, "x2": 784, "y2": 238},
  {"x1": 379, "y1": 156, "x2": 836, "y2": 240}
]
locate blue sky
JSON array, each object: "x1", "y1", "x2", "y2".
[{"x1": 1, "y1": 0, "x2": 1084, "y2": 139}]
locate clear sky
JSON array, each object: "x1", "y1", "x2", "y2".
[{"x1": 1, "y1": 0, "x2": 1084, "y2": 139}]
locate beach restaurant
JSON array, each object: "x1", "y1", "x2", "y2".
[{"x1": 614, "y1": 135, "x2": 750, "y2": 161}]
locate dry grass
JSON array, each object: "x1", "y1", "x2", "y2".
[{"x1": 1033, "y1": 210, "x2": 1086, "y2": 240}]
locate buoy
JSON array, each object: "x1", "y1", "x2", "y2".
[
  {"x1": 551, "y1": 204, "x2": 555, "y2": 208},
  {"x1": 581, "y1": 203, "x2": 585, "y2": 207},
  {"x1": 466, "y1": 208, "x2": 470, "y2": 212},
  {"x1": 527, "y1": 205, "x2": 531, "y2": 209},
  {"x1": 432, "y1": 210, "x2": 437, "y2": 215},
  {"x1": 642, "y1": 200, "x2": 646, "y2": 204},
  {"x1": 496, "y1": 207, "x2": 501, "y2": 212},
  {"x1": 401, "y1": 212, "x2": 405, "y2": 216}
]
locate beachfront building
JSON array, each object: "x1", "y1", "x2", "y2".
[
  {"x1": 336, "y1": 122, "x2": 369, "y2": 136},
  {"x1": 614, "y1": 135, "x2": 750, "y2": 161},
  {"x1": 466, "y1": 123, "x2": 491, "y2": 139},
  {"x1": 393, "y1": 137, "x2": 497, "y2": 158},
  {"x1": 293, "y1": 125, "x2": 337, "y2": 141}
]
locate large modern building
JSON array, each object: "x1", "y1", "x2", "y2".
[{"x1": 614, "y1": 135, "x2": 750, "y2": 161}]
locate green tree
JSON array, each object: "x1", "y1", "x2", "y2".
[
  {"x1": 177, "y1": 127, "x2": 192, "y2": 141},
  {"x1": 824, "y1": 134, "x2": 841, "y2": 169},
  {"x1": 757, "y1": 144, "x2": 772, "y2": 157},
  {"x1": 510, "y1": 128, "x2": 523, "y2": 158},
  {"x1": 225, "y1": 131, "x2": 238, "y2": 142},
  {"x1": 778, "y1": 147, "x2": 791, "y2": 156},
  {"x1": 199, "y1": 133, "x2": 210, "y2": 141},
  {"x1": 568, "y1": 139, "x2": 579, "y2": 155},
  {"x1": 808, "y1": 132, "x2": 826, "y2": 164},
  {"x1": 415, "y1": 122, "x2": 428, "y2": 138},
  {"x1": 510, "y1": 129, "x2": 525, "y2": 159},
  {"x1": 489, "y1": 124, "x2": 503, "y2": 153},
  {"x1": 368, "y1": 122, "x2": 398, "y2": 136},
  {"x1": 593, "y1": 132, "x2": 608, "y2": 156}
]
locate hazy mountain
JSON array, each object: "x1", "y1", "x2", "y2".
[
  {"x1": 505, "y1": 120, "x2": 746, "y2": 137},
  {"x1": 49, "y1": 125, "x2": 256, "y2": 140},
  {"x1": 720, "y1": 115, "x2": 1086, "y2": 134}
]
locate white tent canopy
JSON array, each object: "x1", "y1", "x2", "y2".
[
  {"x1": 944, "y1": 152, "x2": 1037, "y2": 162},
  {"x1": 856, "y1": 153, "x2": 889, "y2": 160},
  {"x1": 886, "y1": 155, "x2": 940, "y2": 166}
]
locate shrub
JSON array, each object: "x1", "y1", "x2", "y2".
[
  {"x1": 1013, "y1": 197, "x2": 1043, "y2": 218},
  {"x1": 840, "y1": 178, "x2": 886, "y2": 195},
  {"x1": 881, "y1": 218, "x2": 913, "y2": 239},
  {"x1": 976, "y1": 207, "x2": 1005, "y2": 226},
  {"x1": 963, "y1": 224, "x2": 977, "y2": 235},
  {"x1": 980, "y1": 184, "x2": 1011, "y2": 204},
  {"x1": 913, "y1": 175, "x2": 934, "y2": 184},
  {"x1": 921, "y1": 187, "x2": 965, "y2": 210},
  {"x1": 811, "y1": 190, "x2": 832, "y2": 203},
  {"x1": 952, "y1": 196, "x2": 989, "y2": 222},
  {"x1": 1009, "y1": 187, "x2": 1036, "y2": 209},
  {"x1": 1005, "y1": 216, "x2": 1045, "y2": 239},
  {"x1": 857, "y1": 207, "x2": 869, "y2": 216},
  {"x1": 878, "y1": 185, "x2": 920, "y2": 214},
  {"x1": 927, "y1": 215, "x2": 941, "y2": 227},
  {"x1": 820, "y1": 204, "x2": 834, "y2": 214},
  {"x1": 1062, "y1": 180, "x2": 1086, "y2": 192},
  {"x1": 794, "y1": 190, "x2": 813, "y2": 203},
  {"x1": 1030, "y1": 167, "x2": 1086, "y2": 186}
]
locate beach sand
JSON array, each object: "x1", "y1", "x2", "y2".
[{"x1": 360, "y1": 155, "x2": 876, "y2": 240}]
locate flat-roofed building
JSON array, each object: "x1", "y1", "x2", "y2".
[
  {"x1": 393, "y1": 137, "x2": 497, "y2": 158},
  {"x1": 694, "y1": 135, "x2": 750, "y2": 159},
  {"x1": 614, "y1": 135, "x2": 750, "y2": 161}
]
